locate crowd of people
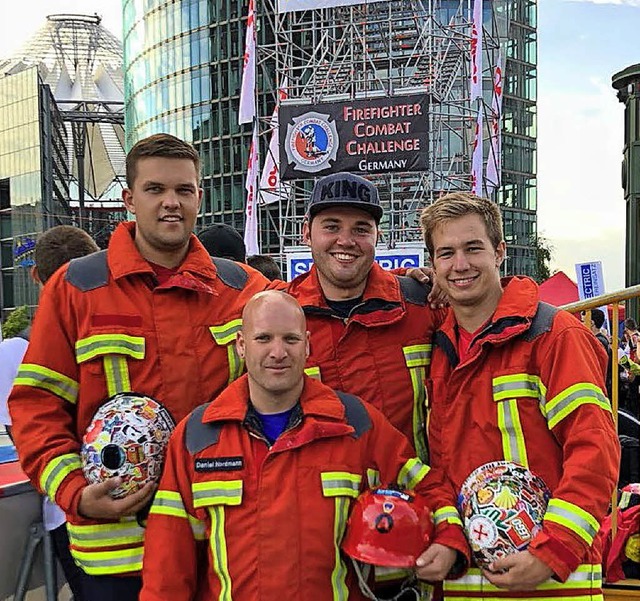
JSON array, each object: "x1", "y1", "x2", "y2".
[{"x1": 0, "y1": 133, "x2": 620, "y2": 600}]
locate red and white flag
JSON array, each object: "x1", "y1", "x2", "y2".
[
  {"x1": 259, "y1": 78, "x2": 290, "y2": 205},
  {"x1": 244, "y1": 123, "x2": 259, "y2": 255},
  {"x1": 239, "y1": 0, "x2": 256, "y2": 124},
  {"x1": 471, "y1": 109, "x2": 483, "y2": 195},
  {"x1": 486, "y1": 54, "x2": 503, "y2": 196},
  {"x1": 470, "y1": 0, "x2": 483, "y2": 102}
]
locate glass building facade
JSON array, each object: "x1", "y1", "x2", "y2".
[
  {"x1": 0, "y1": 15, "x2": 125, "y2": 319},
  {"x1": 0, "y1": 67, "x2": 42, "y2": 314},
  {"x1": 124, "y1": 0, "x2": 538, "y2": 276}
]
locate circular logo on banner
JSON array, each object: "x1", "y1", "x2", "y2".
[{"x1": 285, "y1": 111, "x2": 338, "y2": 173}]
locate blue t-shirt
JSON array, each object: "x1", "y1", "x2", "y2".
[{"x1": 255, "y1": 406, "x2": 295, "y2": 444}]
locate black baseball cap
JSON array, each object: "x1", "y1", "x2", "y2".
[
  {"x1": 307, "y1": 173, "x2": 383, "y2": 223},
  {"x1": 197, "y1": 223, "x2": 246, "y2": 262}
]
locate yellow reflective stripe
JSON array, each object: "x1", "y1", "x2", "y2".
[
  {"x1": 40, "y1": 453, "x2": 82, "y2": 498},
  {"x1": 496, "y1": 398, "x2": 529, "y2": 468},
  {"x1": 433, "y1": 505, "x2": 463, "y2": 527},
  {"x1": 366, "y1": 468, "x2": 380, "y2": 488},
  {"x1": 330, "y1": 496, "x2": 350, "y2": 601},
  {"x1": 66, "y1": 519, "x2": 144, "y2": 548},
  {"x1": 546, "y1": 383, "x2": 611, "y2": 429},
  {"x1": 226, "y1": 344, "x2": 244, "y2": 385},
  {"x1": 103, "y1": 355, "x2": 131, "y2": 396},
  {"x1": 75, "y1": 334, "x2": 145, "y2": 363},
  {"x1": 492, "y1": 373, "x2": 546, "y2": 402},
  {"x1": 304, "y1": 366, "x2": 321, "y2": 380},
  {"x1": 70, "y1": 546, "x2": 143, "y2": 575},
  {"x1": 150, "y1": 490, "x2": 188, "y2": 520},
  {"x1": 189, "y1": 515, "x2": 207, "y2": 541},
  {"x1": 192, "y1": 480, "x2": 243, "y2": 508},
  {"x1": 15, "y1": 364, "x2": 79, "y2": 404},
  {"x1": 546, "y1": 499, "x2": 600, "y2": 545},
  {"x1": 444, "y1": 564, "x2": 602, "y2": 594},
  {"x1": 208, "y1": 505, "x2": 232, "y2": 601},
  {"x1": 397, "y1": 457, "x2": 430, "y2": 490},
  {"x1": 374, "y1": 566, "x2": 412, "y2": 582},
  {"x1": 321, "y1": 472, "x2": 362, "y2": 498},
  {"x1": 209, "y1": 319, "x2": 243, "y2": 346},
  {"x1": 403, "y1": 344, "x2": 431, "y2": 368}
]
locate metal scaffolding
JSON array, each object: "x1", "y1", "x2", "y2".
[{"x1": 256, "y1": 0, "x2": 508, "y2": 258}]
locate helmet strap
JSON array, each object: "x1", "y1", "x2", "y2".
[{"x1": 351, "y1": 560, "x2": 421, "y2": 601}]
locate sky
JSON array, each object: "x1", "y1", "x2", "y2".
[{"x1": 0, "y1": 0, "x2": 637, "y2": 290}]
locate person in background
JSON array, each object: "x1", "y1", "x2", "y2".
[
  {"x1": 420, "y1": 192, "x2": 619, "y2": 600},
  {"x1": 8, "y1": 134, "x2": 270, "y2": 601},
  {"x1": 247, "y1": 254, "x2": 282, "y2": 281},
  {"x1": 0, "y1": 225, "x2": 99, "y2": 601},
  {"x1": 140, "y1": 291, "x2": 469, "y2": 600},
  {"x1": 197, "y1": 223, "x2": 246, "y2": 263}
]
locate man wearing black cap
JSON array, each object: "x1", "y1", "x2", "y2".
[
  {"x1": 286, "y1": 172, "x2": 459, "y2": 586},
  {"x1": 288, "y1": 172, "x2": 445, "y2": 465}
]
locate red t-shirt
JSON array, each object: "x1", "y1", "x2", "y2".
[
  {"x1": 148, "y1": 261, "x2": 178, "y2": 286},
  {"x1": 457, "y1": 326, "x2": 475, "y2": 364}
]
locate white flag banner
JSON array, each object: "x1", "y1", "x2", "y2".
[
  {"x1": 238, "y1": 0, "x2": 256, "y2": 124},
  {"x1": 486, "y1": 53, "x2": 503, "y2": 196},
  {"x1": 470, "y1": 0, "x2": 483, "y2": 102},
  {"x1": 244, "y1": 123, "x2": 259, "y2": 255},
  {"x1": 277, "y1": 0, "x2": 386, "y2": 13},
  {"x1": 471, "y1": 109, "x2": 483, "y2": 195},
  {"x1": 259, "y1": 78, "x2": 290, "y2": 205}
]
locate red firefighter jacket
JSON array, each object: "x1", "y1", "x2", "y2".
[
  {"x1": 428, "y1": 277, "x2": 619, "y2": 600},
  {"x1": 7, "y1": 222, "x2": 269, "y2": 576},
  {"x1": 141, "y1": 375, "x2": 470, "y2": 601},
  {"x1": 286, "y1": 263, "x2": 446, "y2": 461}
]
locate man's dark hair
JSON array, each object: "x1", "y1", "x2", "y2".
[
  {"x1": 625, "y1": 318, "x2": 638, "y2": 331},
  {"x1": 198, "y1": 224, "x2": 246, "y2": 263},
  {"x1": 35, "y1": 226, "x2": 99, "y2": 283},
  {"x1": 247, "y1": 255, "x2": 282, "y2": 281},
  {"x1": 125, "y1": 133, "x2": 201, "y2": 188},
  {"x1": 591, "y1": 309, "x2": 606, "y2": 330}
]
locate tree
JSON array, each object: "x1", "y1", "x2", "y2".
[
  {"x1": 1, "y1": 305, "x2": 30, "y2": 339},
  {"x1": 530, "y1": 234, "x2": 554, "y2": 284}
]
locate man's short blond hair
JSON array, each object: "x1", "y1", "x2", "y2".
[{"x1": 420, "y1": 192, "x2": 504, "y2": 257}]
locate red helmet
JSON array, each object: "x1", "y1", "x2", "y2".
[
  {"x1": 341, "y1": 487, "x2": 434, "y2": 568},
  {"x1": 81, "y1": 392, "x2": 175, "y2": 499}
]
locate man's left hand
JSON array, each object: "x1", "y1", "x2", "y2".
[
  {"x1": 482, "y1": 551, "x2": 553, "y2": 590},
  {"x1": 404, "y1": 267, "x2": 448, "y2": 309},
  {"x1": 415, "y1": 543, "x2": 457, "y2": 581}
]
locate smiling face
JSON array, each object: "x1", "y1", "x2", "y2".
[
  {"x1": 431, "y1": 213, "x2": 505, "y2": 315},
  {"x1": 302, "y1": 206, "x2": 377, "y2": 300},
  {"x1": 122, "y1": 157, "x2": 203, "y2": 267},
  {"x1": 237, "y1": 292, "x2": 310, "y2": 412}
]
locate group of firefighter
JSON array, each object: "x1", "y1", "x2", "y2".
[{"x1": 5, "y1": 133, "x2": 623, "y2": 601}]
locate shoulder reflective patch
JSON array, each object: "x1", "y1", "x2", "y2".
[
  {"x1": 212, "y1": 257, "x2": 249, "y2": 290},
  {"x1": 397, "y1": 276, "x2": 429, "y2": 306},
  {"x1": 185, "y1": 404, "x2": 222, "y2": 455},
  {"x1": 335, "y1": 390, "x2": 371, "y2": 438},
  {"x1": 65, "y1": 250, "x2": 109, "y2": 291}
]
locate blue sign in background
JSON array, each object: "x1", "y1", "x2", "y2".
[{"x1": 287, "y1": 249, "x2": 423, "y2": 280}]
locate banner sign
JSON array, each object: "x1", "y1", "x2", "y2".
[
  {"x1": 285, "y1": 246, "x2": 424, "y2": 281},
  {"x1": 279, "y1": 94, "x2": 429, "y2": 180},
  {"x1": 575, "y1": 261, "x2": 606, "y2": 300},
  {"x1": 277, "y1": 0, "x2": 388, "y2": 13}
]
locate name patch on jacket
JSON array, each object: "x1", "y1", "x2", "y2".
[{"x1": 195, "y1": 457, "x2": 244, "y2": 472}]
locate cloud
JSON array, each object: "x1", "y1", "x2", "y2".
[
  {"x1": 537, "y1": 76, "x2": 626, "y2": 289},
  {"x1": 564, "y1": 0, "x2": 640, "y2": 5}
]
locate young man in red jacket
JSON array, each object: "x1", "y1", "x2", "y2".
[
  {"x1": 288, "y1": 172, "x2": 446, "y2": 463},
  {"x1": 420, "y1": 192, "x2": 620, "y2": 599},
  {"x1": 8, "y1": 134, "x2": 270, "y2": 600},
  {"x1": 141, "y1": 290, "x2": 469, "y2": 600}
]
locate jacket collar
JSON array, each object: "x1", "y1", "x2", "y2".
[
  {"x1": 288, "y1": 262, "x2": 403, "y2": 308},
  {"x1": 107, "y1": 221, "x2": 218, "y2": 285},
  {"x1": 439, "y1": 276, "x2": 540, "y2": 350},
  {"x1": 202, "y1": 374, "x2": 348, "y2": 425}
]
